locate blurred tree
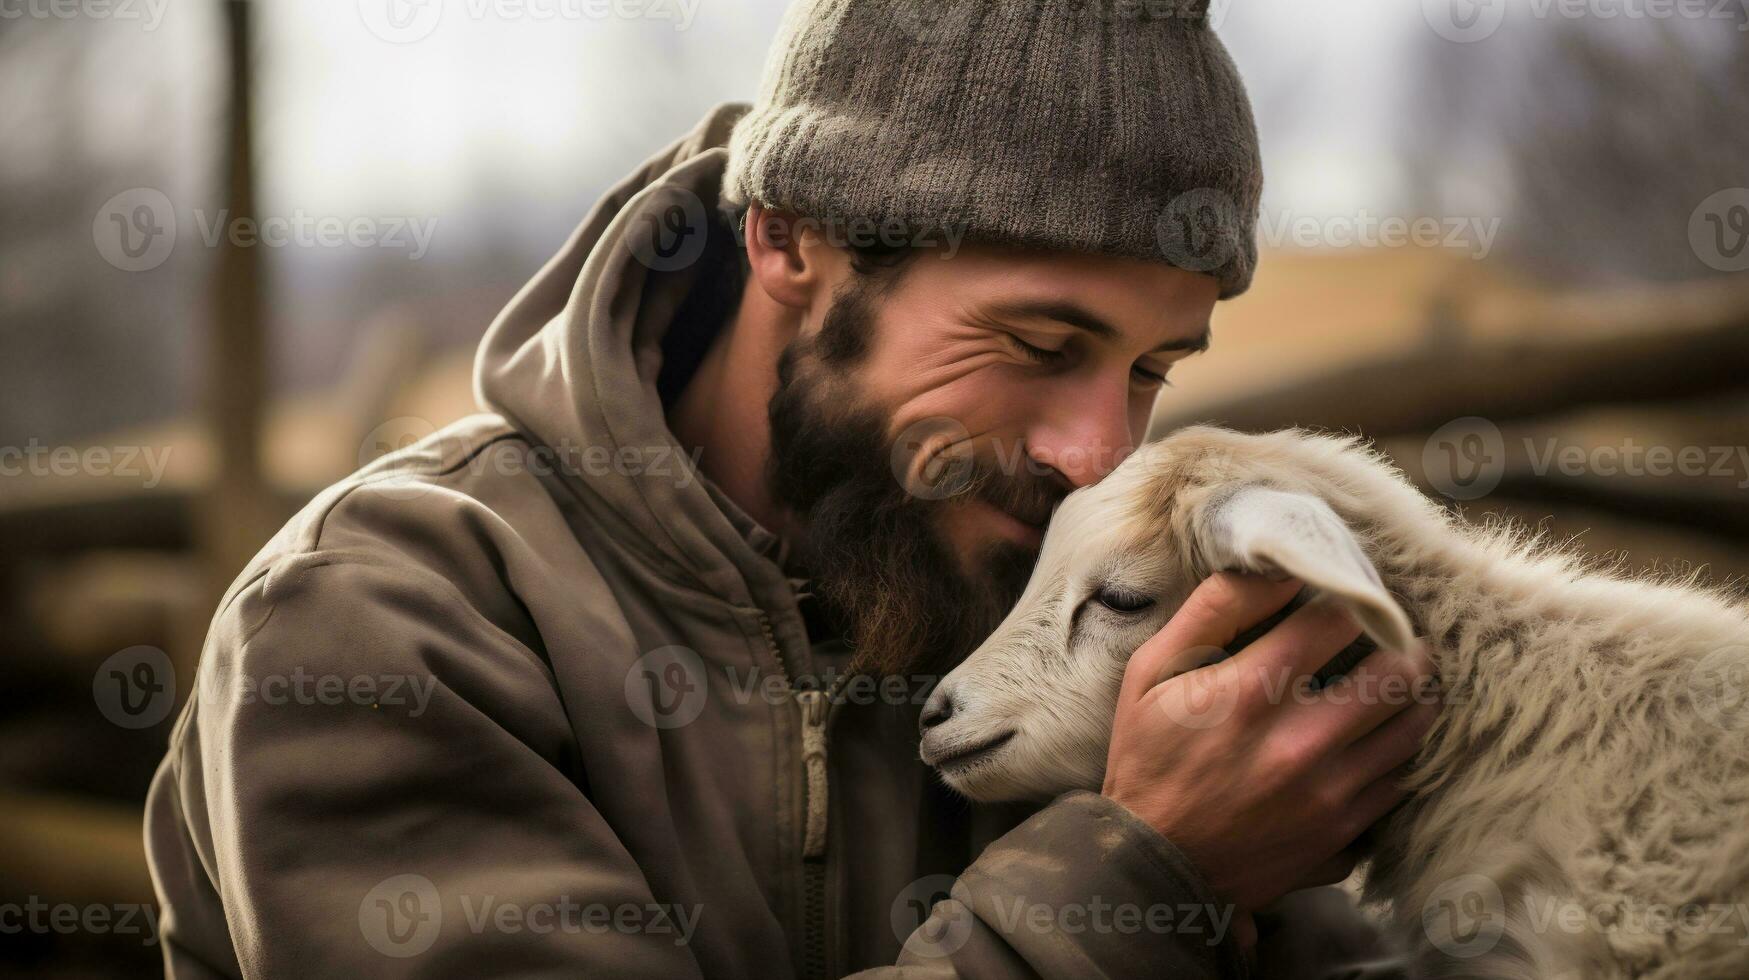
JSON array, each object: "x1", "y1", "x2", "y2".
[
  {"x1": 1407, "y1": 13, "x2": 1749, "y2": 286},
  {"x1": 0, "y1": 15, "x2": 207, "y2": 448}
]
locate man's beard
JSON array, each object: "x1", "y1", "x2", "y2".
[{"x1": 765, "y1": 279, "x2": 1069, "y2": 679}]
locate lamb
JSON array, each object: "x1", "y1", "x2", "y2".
[{"x1": 918, "y1": 424, "x2": 1749, "y2": 979}]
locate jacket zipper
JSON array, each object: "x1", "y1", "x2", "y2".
[
  {"x1": 757, "y1": 611, "x2": 851, "y2": 980},
  {"x1": 797, "y1": 686, "x2": 832, "y2": 860}
]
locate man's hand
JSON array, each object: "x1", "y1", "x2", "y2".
[{"x1": 1101, "y1": 572, "x2": 1440, "y2": 945}]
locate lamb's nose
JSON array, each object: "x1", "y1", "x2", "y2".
[{"x1": 919, "y1": 688, "x2": 955, "y2": 730}]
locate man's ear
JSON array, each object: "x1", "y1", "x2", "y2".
[
  {"x1": 745, "y1": 202, "x2": 833, "y2": 310},
  {"x1": 1195, "y1": 486, "x2": 1416, "y2": 652}
]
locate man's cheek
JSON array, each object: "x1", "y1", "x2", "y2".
[{"x1": 933, "y1": 500, "x2": 997, "y2": 567}]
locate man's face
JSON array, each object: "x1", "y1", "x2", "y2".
[{"x1": 767, "y1": 244, "x2": 1219, "y2": 679}]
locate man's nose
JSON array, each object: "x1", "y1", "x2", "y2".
[{"x1": 1027, "y1": 389, "x2": 1135, "y2": 487}]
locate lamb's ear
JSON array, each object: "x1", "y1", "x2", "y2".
[{"x1": 1197, "y1": 486, "x2": 1416, "y2": 652}]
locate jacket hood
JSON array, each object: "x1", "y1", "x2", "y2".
[{"x1": 474, "y1": 102, "x2": 783, "y2": 609}]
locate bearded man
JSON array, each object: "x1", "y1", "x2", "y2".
[{"x1": 146, "y1": 2, "x2": 1434, "y2": 976}]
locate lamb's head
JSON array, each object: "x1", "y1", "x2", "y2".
[{"x1": 919, "y1": 425, "x2": 1419, "y2": 802}]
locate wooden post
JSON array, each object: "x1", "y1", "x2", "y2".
[{"x1": 199, "y1": 0, "x2": 277, "y2": 604}]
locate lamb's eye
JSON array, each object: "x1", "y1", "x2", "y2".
[{"x1": 1094, "y1": 587, "x2": 1155, "y2": 614}]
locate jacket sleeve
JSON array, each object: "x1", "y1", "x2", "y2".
[
  {"x1": 851, "y1": 791, "x2": 1251, "y2": 979},
  {"x1": 854, "y1": 800, "x2": 1416, "y2": 980},
  {"x1": 148, "y1": 554, "x2": 707, "y2": 980}
]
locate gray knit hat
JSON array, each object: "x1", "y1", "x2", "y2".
[{"x1": 723, "y1": 0, "x2": 1264, "y2": 298}]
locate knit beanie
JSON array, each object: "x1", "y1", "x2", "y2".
[{"x1": 723, "y1": 0, "x2": 1264, "y2": 298}]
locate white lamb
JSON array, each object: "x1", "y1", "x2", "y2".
[{"x1": 919, "y1": 424, "x2": 1749, "y2": 979}]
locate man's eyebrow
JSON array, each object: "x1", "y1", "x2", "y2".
[{"x1": 981, "y1": 299, "x2": 1211, "y2": 354}]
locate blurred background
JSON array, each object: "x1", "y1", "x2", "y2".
[{"x1": 2, "y1": 0, "x2": 1746, "y2": 974}]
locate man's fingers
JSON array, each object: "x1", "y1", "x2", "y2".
[
  {"x1": 1338, "y1": 764, "x2": 1416, "y2": 846},
  {"x1": 1123, "y1": 572, "x2": 1301, "y2": 703},
  {"x1": 1332, "y1": 693, "x2": 1440, "y2": 802},
  {"x1": 1227, "y1": 598, "x2": 1364, "y2": 686},
  {"x1": 1308, "y1": 646, "x2": 1440, "y2": 751}
]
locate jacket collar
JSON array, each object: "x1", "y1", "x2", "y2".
[{"x1": 473, "y1": 103, "x2": 802, "y2": 624}]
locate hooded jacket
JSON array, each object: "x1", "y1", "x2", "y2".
[{"x1": 144, "y1": 104, "x2": 1396, "y2": 980}]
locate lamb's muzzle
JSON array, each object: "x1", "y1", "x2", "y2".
[{"x1": 922, "y1": 424, "x2": 1749, "y2": 980}]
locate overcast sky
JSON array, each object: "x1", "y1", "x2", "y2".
[{"x1": 246, "y1": 0, "x2": 1428, "y2": 224}]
